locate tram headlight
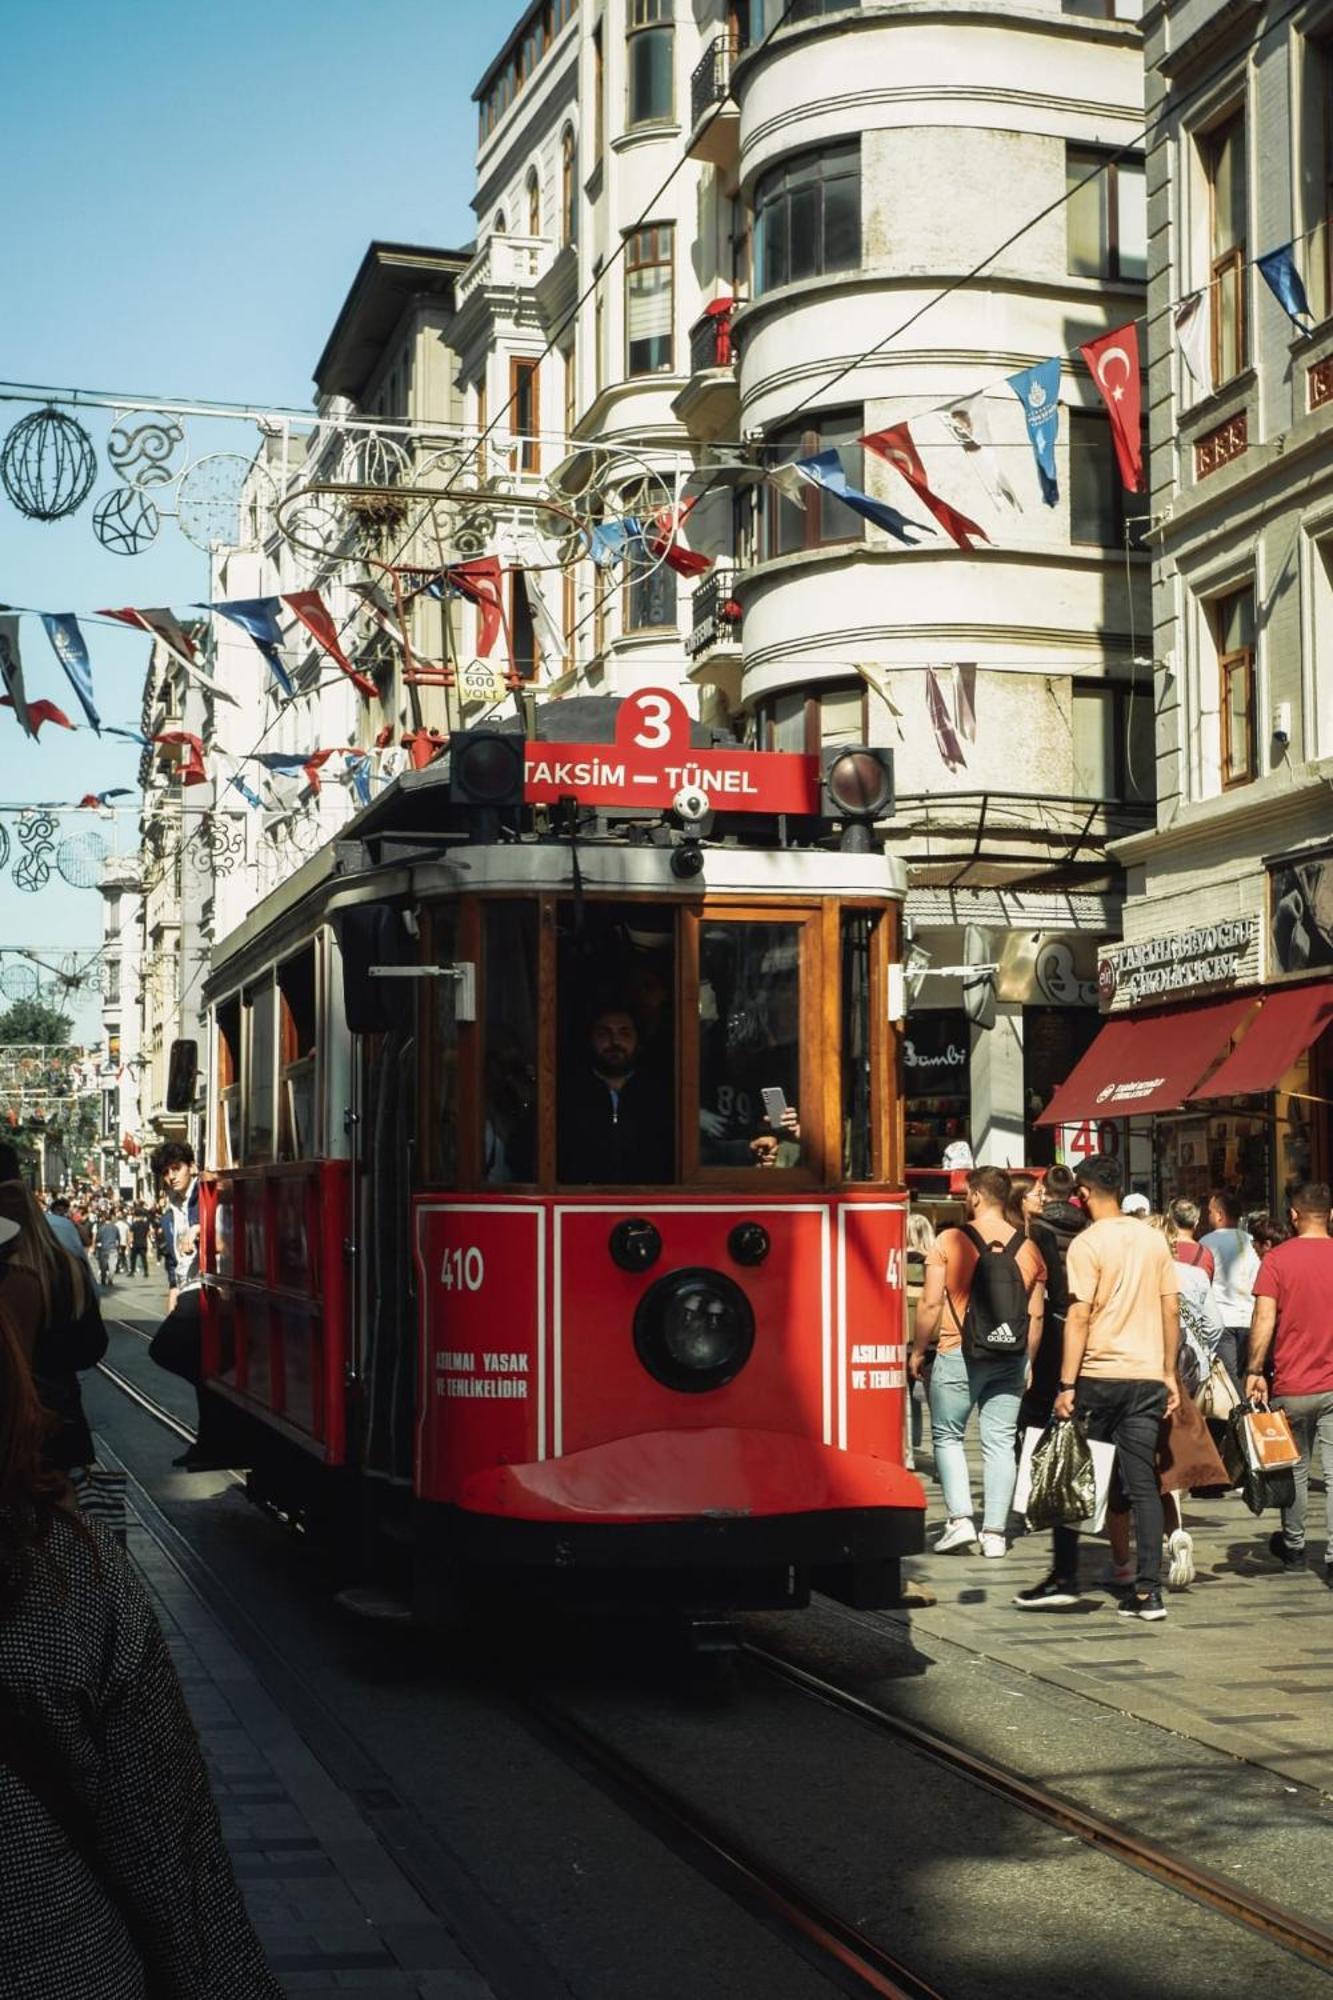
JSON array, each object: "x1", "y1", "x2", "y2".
[
  {"x1": 821, "y1": 746, "x2": 895, "y2": 852},
  {"x1": 633, "y1": 1268, "x2": 755, "y2": 1394}
]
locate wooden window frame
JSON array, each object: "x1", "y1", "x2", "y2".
[
  {"x1": 625, "y1": 223, "x2": 675, "y2": 377},
  {"x1": 1213, "y1": 587, "x2": 1256, "y2": 790},
  {"x1": 1205, "y1": 113, "x2": 1248, "y2": 385},
  {"x1": 626, "y1": 0, "x2": 674, "y2": 128},
  {"x1": 509, "y1": 357, "x2": 540, "y2": 474},
  {"x1": 1065, "y1": 147, "x2": 1145, "y2": 283},
  {"x1": 761, "y1": 411, "x2": 864, "y2": 558}
]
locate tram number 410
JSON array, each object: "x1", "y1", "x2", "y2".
[{"x1": 440, "y1": 1247, "x2": 485, "y2": 1291}]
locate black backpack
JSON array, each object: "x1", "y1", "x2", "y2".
[{"x1": 949, "y1": 1225, "x2": 1029, "y2": 1359}]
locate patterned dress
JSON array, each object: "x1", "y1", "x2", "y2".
[{"x1": 0, "y1": 1514, "x2": 283, "y2": 1998}]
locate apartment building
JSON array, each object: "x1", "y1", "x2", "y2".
[
  {"x1": 1048, "y1": 0, "x2": 1333, "y2": 1206},
  {"x1": 96, "y1": 853, "x2": 145, "y2": 1195}
]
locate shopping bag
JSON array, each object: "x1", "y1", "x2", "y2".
[
  {"x1": 1014, "y1": 1423, "x2": 1116, "y2": 1532},
  {"x1": 1196, "y1": 1357, "x2": 1241, "y2": 1424},
  {"x1": 1222, "y1": 1405, "x2": 1299, "y2": 1516},
  {"x1": 1240, "y1": 1405, "x2": 1302, "y2": 1472},
  {"x1": 1023, "y1": 1420, "x2": 1096, "y2": 1529}
]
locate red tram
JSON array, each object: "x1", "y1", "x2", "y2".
[{"x1": 197, "y1": 689, "x2": 925, "y2": 1615}]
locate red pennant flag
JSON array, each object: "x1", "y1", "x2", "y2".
[
  {"x1": 643, "y1": 502, "x2": 714, "y2": 577},
  {"x1": 153, "y1": 730, "x2": 208, "y2": 786},
  {"x1": 302, "y1": 748, "x2": 336, "y2": 796},
  {"x1": 2, "y1": 696, "x2": 74, "y2": 734},
  {"x1": 445, "y1": 557, "x2": 508, "y2": 662},
  {"x1": 925, "y1": 668, "x2": 967, "y2": 771},
  {"x1": 861, "y1": 425, "x2": 989, "y2": 551},
  {"x1": 100, "y1": 605, "x2": 198, "y2": 663},
  {"x1": 1080, "y1": 322, "x2": 1143, "y2": 492},
  {"x1": 282, "y1": 590, "x2": 379, "y2": 699}
]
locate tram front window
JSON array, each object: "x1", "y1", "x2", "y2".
[
  {"x1": 698, "y1": 923, "x2": 802, "y2": 1168},
  {"x1": 483, "y1": 903, "x2": 537, "y2": 1183},
  {"x1": 556, "y1": 901, "x2": 675, "y2": 1186}
]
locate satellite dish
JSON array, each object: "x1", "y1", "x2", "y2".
[{"x1": 962, "y1": 924, "x2": 997, "y2": 1032}]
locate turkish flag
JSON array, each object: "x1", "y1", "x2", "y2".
[
  {"x1": 283, "y1": 590, "x2": 379, "y2": 699},
  {"x1": 861, "y1": 424, "x2": 989, "y2": 551},
  {"x1": 2, "y1": 696, "x2": 73, "y2": 734},
  {"x1": 445, "y1": 557, "x2": 508, "y2": 662},
  {"x1": 1080, "y1": 323, "x2": 1143, "y2": 491},
  {"x1": 643, "y1": 502, "x2": 713, "y2": 577}
]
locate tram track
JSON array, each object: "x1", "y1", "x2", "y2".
[{"x1": 743, "y1": 1641, "x2": 1333, "y2": 1981}]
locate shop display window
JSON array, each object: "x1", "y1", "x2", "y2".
[{"x1": 904, "y1": 1009, "x2": 970, "y2": 1169}]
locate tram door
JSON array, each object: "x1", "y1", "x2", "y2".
[{"x1": 360, "y1": 1024, "x2": 417, "y2": 1485}]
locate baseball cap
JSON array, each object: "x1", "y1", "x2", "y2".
[{"x1": 1120, "y1": 1192, "x2": 1150, "y2": 1216}]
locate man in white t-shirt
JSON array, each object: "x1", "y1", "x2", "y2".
[{"x1": 1199, "y1": 1188, "x2": 1260, "y2": 1386}]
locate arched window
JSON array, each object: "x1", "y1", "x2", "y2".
[
  {"x1": 526, "y1": 170, "x2": 541, "y2": 237},
  {"x1": 561, "y1": 126, "x2": 577, "y2": 248},
  {"x1": 494, "y1": 209, "x2": 507, "y2": 235}
]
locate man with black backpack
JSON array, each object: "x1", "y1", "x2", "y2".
[{"x1": 909, "y1": 1167, "x2": 1047, "y2": 1558}]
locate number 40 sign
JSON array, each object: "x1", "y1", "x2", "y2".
[
  {"x1": 1058, "y1": 1119, "x2": 1122, "y2": 1164},
  {"x1": 522, "y1": 686, "x2": 821, "y2": 815}
]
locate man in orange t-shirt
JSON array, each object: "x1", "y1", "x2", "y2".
[{"x1": 910, "y1": 1167, "x2": 1046, "y2": 1559}]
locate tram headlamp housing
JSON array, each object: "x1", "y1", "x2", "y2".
[
  {"x1": 821, "y1": 746, "x2": 895, "y2": 851},
  {"x1": 633, "y1": 1267, "x2": 755, "y2": 1394},
  {"x1": 448, "y1": 730, "x2": 525, "y2": 809},
  {"x1": 609, "y1": 1218, "x2": 662, "y2": 1272}
]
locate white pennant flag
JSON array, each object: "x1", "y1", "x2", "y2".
[
  {"x1": 0, "y1": 614, "x2": 35, "y2": 737},
  {"x1": 940, "y1": 393, "x2": 1021, "y2": 512},
  {"x1": 1173, "y1": 292, "x2": 1211, "y2": 396},
  {"x1": 766, "y1": 463, "x2": 809, "y2": 506},
  {"x1": 521, "y1": 567, "x2": 567, "y2": 670}
]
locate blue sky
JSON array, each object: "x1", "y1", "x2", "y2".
[{"x1": 0, "y1": 0, "x2": 505, "y2": 1035}]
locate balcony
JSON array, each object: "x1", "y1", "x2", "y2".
[
  {"x1": 452, "y1": 233, "x2": 556, "y2": 350},
  {"x1": 671, "y1": 301, "x2": 740, "y2": 441},
  {"x1": 687, "y1": 33, "x2": 740, "y2": 169}
]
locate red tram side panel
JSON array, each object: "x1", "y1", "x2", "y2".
[
  {"x1": 412, "y1": 1193, "x2": 922, "y2": 1526},
  {"x1": 200, "y1": 1162, "x2": 352, "y2": 1463}
]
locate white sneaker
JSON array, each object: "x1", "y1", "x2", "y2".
[
  {"x1": 979, "y1": 1532, "x2": 1006, "y2": 1559},
  {"x1": 935, "y1": 1517, "x2": 978, "y2": 1553},
  {"x1": 1167, "y1": 1528, "x2": 1195, "y2": 1591}
]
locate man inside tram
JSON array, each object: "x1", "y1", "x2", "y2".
[{"x1": 558, "y1": 1001, "x2": 674, "y2": 1186}]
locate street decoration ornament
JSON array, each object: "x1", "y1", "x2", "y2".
[
  {"x1": 176, "y1": 451, "x2": 273, "y2": 551},
  {"x1": 106, "y1": 408, "x2": 185, "y2": 490},
  {"x1": 55, "y1": 831, "x2": 109, "y2": 890},
  {"x1": 93, "y1": 485, "x2": 161, "y2": 554},
  {"x1": 0, "y1": 407, "x2": 98, "y2": 521},
  {"x1": 14, "y1": 811, "x2": 58, "y2": 892}
]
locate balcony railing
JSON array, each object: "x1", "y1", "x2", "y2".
[
  {"x1": 455, "y1": 233, "x2": 554, "y2": 310},
  {"x1": 690, "y1": 32, "x2": 738, "y2": 130},
  {"x1": 688, "y1": 301, "x2": 736, "y2": 376},
  {"x1": 685, "y1": 564, "x2": 743, "y2": 659}
]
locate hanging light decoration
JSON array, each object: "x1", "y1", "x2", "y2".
[{"x1": 0, "y1": 406, "x2": 98, "y2": 521}]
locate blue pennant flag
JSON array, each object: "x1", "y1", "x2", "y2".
[
  {"x1": 345, "y1": 753, "x2": 372, "y2": 807},
  {"x1": 588, "y1": 518, "x2": 641, "y2": 568},
  {"x1": 1257, "y1": 244, "x2": 1314, "y2": 331},
  {"x1": 40, "y1": 613, "x2": 100, "y2": 731},
  {"x1": 1007, "y1": 357, "x2": 1062, "y2": 507},
  {"x1": 104, "y1": 725, "x2": 151, "y2": 748},
  {"x1": 794, "y1": 449, "x2": 933, "y2": 545},
  {"x1": 202, "y1": 599, "x2": 293, "y2": 696}
]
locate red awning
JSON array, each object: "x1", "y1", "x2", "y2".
[
  {"x1": 1188, "y1": 984, "x2": 1333, "y2": 1101},
  {"x1": 1036, "y1": 994, "x2": 1257, "y2": 1125}
]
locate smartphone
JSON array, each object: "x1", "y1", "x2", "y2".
[{"x1": 761, "y1": 1086, "x2": 789, "y2": 1125}]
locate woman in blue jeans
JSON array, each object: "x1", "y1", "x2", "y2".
[{"x1": 909, "y1": 1166, "x2": 1047, "y2": 1558}]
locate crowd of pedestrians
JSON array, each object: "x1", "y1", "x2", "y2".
[{"x1": 909, "y1": 1159, "x2": 1333, "y2": 1619}]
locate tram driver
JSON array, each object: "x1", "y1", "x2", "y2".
[{"x1": 558, "y1": 1002, "x2": 674, "y2": 1186}]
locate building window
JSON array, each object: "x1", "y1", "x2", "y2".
[
  {"x1": 526, "y1": 169, "x2": 541, "y2": 236},
  {"x1": 748, "y1": 0, "x2": 859, "y2": 29},
  {"x1": 1204, "y1": 111, "x2": 1247, "y2": 385},
  {"x1": 1072, "y1": 682, "x2": 1154, "y2": 803},
  {"x1": 625, "y1": 553, "x2": 677, "y2": 631},
  {"x1": 592, "y1": 21, "x2": 605, "y2": 162},
  {"x1": 1212, "y1": 585, "x2": 1256, "y2": 788},
  {"x1": 493, "y1": 209, "x2": 507, "y2": 234},
  {"x1": 759, "y1": 409, "x2": 864, "y2": 557},
  {"x1": 561, "y1": 125, "x2": 577, "y2": 246},
  {"x1": 625, "y1": 224, "x2": 674, "y2": 374},
  {"x1": 475, "y1": 373, "x2": 488, "y2": 478},
  {"x1": 510, "y1": 358, "x2": 540, "y2": 473},
  {"x1": 1305, "y1": 38, "x2": 1333, "y2": 320},
  {"x1": 594, "y1": 261, "x2": 605, "y2": 392},
  {"x1": 105, "y1": 894, "x2": 121, "y2": 939},
  {"x1": 511, "y1": 571, "x2": 538, "y2": 679},
  {"x1": 755, "y1": 680, "x2": 866, "y2": 752},
  {"x1": 1068, "y1": 410, "x2": 1149, "y2": 547},
  {"x1": 627, "y1": 0, "x2": 673, "y2": 126},
  {"x1": 104, "y1": 957, "x2": 121, "y2": 1005},
  {"x1": 753, "y1": 142, "x2": 860, "y2": 295},
  {"x1": 1066, "y1": 148, "x2": 1146, "y2": 282},
  {"x1": 563, "y1": 343, "x2": 576, "y2": 438}
]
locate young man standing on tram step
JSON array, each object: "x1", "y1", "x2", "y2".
[
  {"x1": 147, "y1": 1141, "x2": 231, "y2": 1472},
  {"x1": 1015, "y1": 1153, "x2": 1181, "y2": 1622},
  {"x1": 1244, "y1": 1182, "x2": 1333, "y2": 1584}
]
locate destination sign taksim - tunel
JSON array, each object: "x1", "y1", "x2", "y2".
[{"x1": 522, "y1": 687, "x2": 821, "y2": 815}]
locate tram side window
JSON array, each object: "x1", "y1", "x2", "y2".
[
  {"x1": 698, "y1": 923, "x2": 802, "y2": 1168},
  {"x1": 842, "y1": 912, "x2": 876, "y2": 1181},
  {"x1": 429, "y1": 905, "x2": 458, "y2": 1186},
  {"x1": 216, "y1": 998, "x2": 241, "y2": 1169},
  {"x1": 483, "y1": 903, "x2": 538, "y2": 1183},
  {"x1": 244, "y1": 979, "x2": 276, "y2": 1163},
  {"x1": 278, "y1": 946, "x2": 318, "y2": 1161},
  {"x1": 556, "y1": 900, "x2": 675, "y2": 1186}
]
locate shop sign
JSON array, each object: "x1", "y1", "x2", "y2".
[
  {"x1": 523, "y1": 687, "x2": 820, "y2": 814},
  {"x1": 1099, "y1": 918, "x2": 1259, "y2": 1011},
  {"x1": 1266, "y1": 843, "x2": 1333, "y2": 985},
  {"x1": 1057, "y1": 1118, "x2": 1122, "y2": 1164},
  {"x1": 904, "y1": 1013, "x2": 969, "y2": 1080}
]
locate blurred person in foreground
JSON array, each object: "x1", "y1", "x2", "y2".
[
  {"x1": 1245, "y1": 1183, "x2": 1333, "y2": 1583},
  {"x1": 0, "y1": 1300, "x2": 283, "y2": 1997},
  {"x1": 0, "y1": 1149, "x2": 106, "y2": 1485}
]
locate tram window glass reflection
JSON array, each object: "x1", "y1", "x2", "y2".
[
  {"x1": 842, "y1": 913, "x2": 876, "y2": 1180},
  {"x1": 556, "y1": 900, "x2": 675, "y2": 1185},
  {"x1": 429, "y1": 906, "x2": 459, "y2": 1184},
  {"x1": 217, "y1": 996, "x2": 240, "y2": 1169},
  {"x1": 278, "y1": 945, "x2": 317, "y2": 1161},
  {"x1": 244, "y1": 979, "x2": 276, "y2": 1163},
  {"x1": 484, "y1": 903, "x2": 538, "y2": 1183},
  {"x1": 698, "y1": 923, "x2": 801, "y2": 1168}
]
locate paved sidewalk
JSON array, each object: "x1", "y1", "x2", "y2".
[
  {"x1": 902, "y1": 1435, "x2": 1332, "y2": 1796},
  {"x1": 129, "y1": 1518, "x2": 495, "y2": 1999}
]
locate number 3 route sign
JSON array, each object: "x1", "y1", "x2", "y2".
[{"x1": 522, "y1": 686, "x2": 820, "y2": 815}]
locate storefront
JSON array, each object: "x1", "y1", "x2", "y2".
[{"x1": 903, "y1": 1008, "x2": 970, "y2": 1169}]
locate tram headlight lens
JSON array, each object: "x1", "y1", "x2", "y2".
[
  {"x1": 822, "y1": 746, "x2": 895, "y2": 821},
  {"x1": 634, "y1": 1268, "x2": 755, "y2": 1394}
]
